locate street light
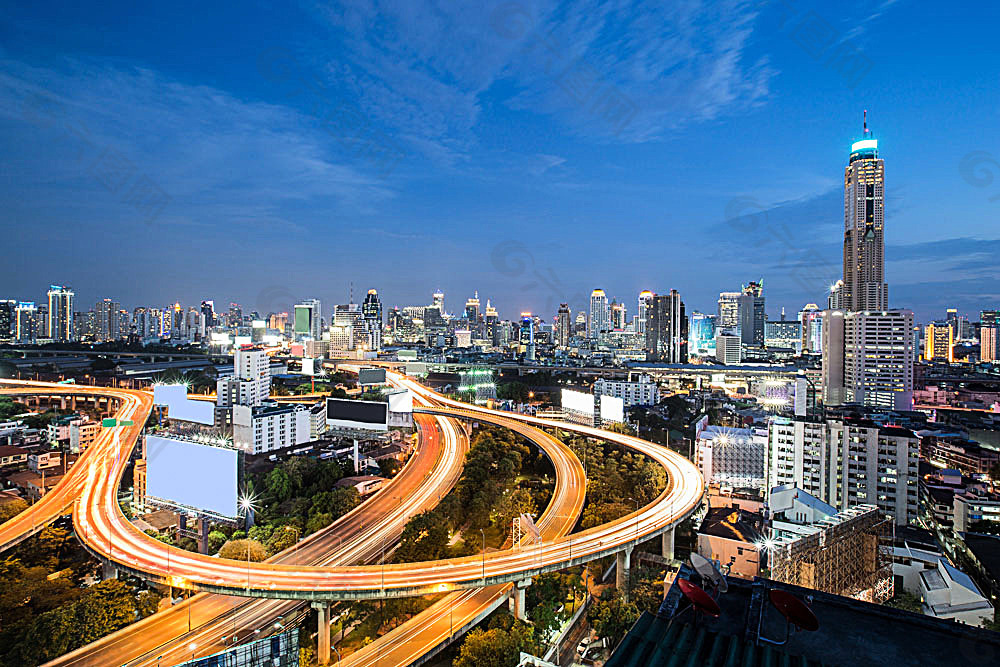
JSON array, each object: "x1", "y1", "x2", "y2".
[{"x1": 480, "y1": 528, "x2": 486, "y2": 584}]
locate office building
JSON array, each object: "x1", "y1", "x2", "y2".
[
  {"x1": 644, "y1": 290, "x2": 686, "y2": 362},
  {"x1": 593, "y1": 374, "x2": 659, "y2": 407},
  {"x1": 217, "y1": 346, "x2": 271, "y2": 408},
  {"x1": 200, "y1": 301, "x2": 216, "y2": 328},
  {"x1": 362, "y1": 289, "x2": 383, "y2": 352},
  {"x1": 843, "y1": 309, "x2": 914, "y2": 410},
  {"x1": 828, "y1": 279, "x2": 844, "y2": 309},
  {"x1": 294, "y1": 299, "x2": 322, "y2": 340},
  {"x1": 688, "y1": 312, "x2": 717, "y2": 357},
  {"x1": 843, "y1": 113, "x2": 888, "y2": 312},
  {"x1": 431, "y1": 290, "x2": 445, "y2": 316},
  {"x1": 46, "y1": 285, "x2": 74, "y2": 341},
  {"x1": 925, "y1": 321, "x2": 954, "y2": 362},
  {"x1": 232, "y1": 402, "x2": 311, "y2": 455},
  {"x1": 738, "y1": 280, "x2": 765, "y2": 348},
  {"x1": 554, "y1": 303, "x2": 571, "y2": 348},
  {"x1": 0, "y1": 300, "x2": 14, "y2": 339},
  {"x1": 636, "y1": 290, "x2": 654, "y2": 335},
  {"x1": 982, "y1": 317, "x2": 999, "y2": 363},
  {"x1": 798, "y1": 303, "x2": 822, "y2": 354},
  {"x1": 485, "y1": 301, "x2": 500, "y2": 346},
  {"x1": 764, "y1": 311, "x2": 801, "y2": 349},
  {"x1": 589, "y1": 289, "x2": 609, "y2": 338},
  {"x1": 717, "y1": 291, "x2": 740, "y2": 330},
  {"x1": 715, "y1": 334, "x2": 741, "y2": 365},
  {"x1": 464, "y1": 292, "x2": 480, "y2": 323},
  {"x1": 14, "y1": 302, "x2": 38, "y2": 343}
]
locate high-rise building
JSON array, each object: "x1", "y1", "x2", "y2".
[
  {"x1": 217, "y1": 345, "x2": 271, "y2": 408},
  {"x1": 226, "y1": 303, "x2": 243, "y2": 328},
  {"x1": 589, "y1": 289, "x2": 609, "y2": 338},
  {"x1": 715, "y1": 334, "x2": 741, "y2": 365},
  {"x1": 95, "y1": 299, "x2": 121, "y2": 342},
  {"x1": 14, "y1": 302, "x2": 38, "y2": 343},
  {"x1": 200, "y1": 301, "x2": 216, "y2": 328},
  {"x1": 738, "y1": 280, "x2": 765, "y2": 348},
  {"x1": 843, "y1": 112, "x2": 888, "y2": 312},
  {"x1": 464, "y1": 292, "x2": 481, "y2": 323},
  {"x1": 432, "y1": 290, "x2": 445, "y2": 316},
  {"x1": 982, "y1": 310, "x2": 1000, "y2": 363},
  {"x1": 764, "y1": 312, "x2": 801, "y2": 350},
  {"x1": 688, "y1": 312, "x2": 717, "y2": 357},
  {"x1": 555, "y1": 303, "x2": 571, "y2": 348},
  {"x1": 0, "y1": 300, "x2": 15, "y2": 339},
  {"x1": 637, "y1": 290, "x2": 654, "y2": 335},
  {"x1": 843, "y1": 309, "x2": 914, "y2": 410},
  {"x1": 827, "y1": 280, "x2": 844, "y2": 309},
  {"x1": 925, "y1": 321, "x2": 955, "y2": 362},
  {"x1": 333, "y1": 303, "x2": 363, "y2": 350},
  {"x1": 610, "y1": 300, "x2": 627, "y2": 331},
  {"x1": 717, "y1": 291, "x2": 741, "y2": 331},
  {"x1": 767, "y1": 416, "x2": 918, "y2": 525},
  {"x1": 362, "y1": 289, "x2": 383, "y2": 352},
  {"x1": 798, "y1": 304, "x2": 822, "y2": 354},
  {"x1": 46, "y1": 285, "x2": 74, "y2": 341},
  {"x1": 820, "y1": 309, "x2": 846, "y2": 405},
  {"x1": 644, "y1": 290, "x2": 687, "y2": 362},
  {"x1": 294, "y1": 299, "x2": 322, "y2": 340}
]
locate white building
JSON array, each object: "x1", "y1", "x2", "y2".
[
  {"x1": 217, "y1": 346, "x2": 271, "y2": 408},
  {"x1": 843, "y1": 309, "x2": 915, "y2": 410},
  {"x1": 696, "y1": 425, "x2": 768, "y2": 489},
  {"x1": 893, "y1": 542, "x2": 993, "y2": 625},
  {"x1": 953, "y1": 489, "x2": 1000, "y2": 533},
  {"x1": 766, "y1": 416, "x2": 919, "y2": 526},
  {"x1": 589, "y1": 289, "x2": 609, "y2": 338},
  {"x1": 232, "y1": 402, "x2": 312, "y2": 455},
  {"x1": 593, "y1": 374, "x2": 659, "y2": 407},
  {"x1": 715, "y1": 334, "x2": 741, "y2": 365}
]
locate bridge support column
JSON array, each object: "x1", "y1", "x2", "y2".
[
  {"x1": 512, "y1": 578, "x2": 532, "y2": 621},
  {"x1": 313, "y1": 602, "x2": 331, "y2": 665},
  {"x1": 102, "y1": 561, "x2": 118, "y2": 580},
  {"x1": 662, "y1": 528, "x2": 675, "y2": 562},
  {"x1": 616, "y1": 546, "x2": 633, "y2": 598}
]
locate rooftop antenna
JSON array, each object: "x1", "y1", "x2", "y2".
[
  {"x1": 349, "y1": 281, "x2": 353, "y2": 305},
  {"x1": 863, "y1": 109, "x2": 869, "y2": 136}
]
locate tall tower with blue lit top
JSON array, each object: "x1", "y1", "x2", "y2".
[{"x1": 843, "y1": 111, "x2": 887, "y2": 312}]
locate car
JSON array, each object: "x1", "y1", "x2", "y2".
[{"x1": 577, "y1": 639, "x2": 590, "y2": 656}]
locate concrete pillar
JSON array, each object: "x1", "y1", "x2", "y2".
[
  {"x1": 512, "y1": 578, "x2": 532, "y2": 621},
  {"x1": 616, "y1": 547, "x2": 632, "y2": 597},
  {"x1": 198, "y1": 518, "x2": 209, "y2": 554},
  {"x1": 102, "y1": 561, "x2": 118, "y2": 580},
  {"x1": 313, "y1": 602, "x2": 331, "y2": 665},
  {"x1": 60, "y1": 397, "x2": 67, "y2": 410},
  {"x1": 662, "y1": 528, "x2": 675, "y2": 562}
]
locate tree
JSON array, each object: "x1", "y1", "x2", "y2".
[
  {"x1": 0, "y1": 498, "x2": 28, "y2": 523},
  {"x1": 328, "y1": 487, "x2": 360, "y2": 519},
  {"x1": 454, "y1": 618, "x2": 535, "y2": 667},
  {"x1": 217, "y1": 539, "x2": 268, "y2": 562},
  {"x1": 496, "y1": 381, "x2": 530, "y2": 403},
  {"x1": 497, "y1": 488, "x2": 537, "y2": 539},
  {"x1": 587, "y1": 591, "x2": 639, "y2": 649},
  {"x1": 394, "y1": 511, "x2": 450, "y2": 563},
  {"x1": 265, "y1": 525, "x2": 300, "y2": 556},
  {"x1": 306, "y1": 512, "x2": 333, "y2": 535},
  {"x1": 266, "y1": 467, "x2": 293, "y2": 503},
  {"x1": 884, "y1": 590, "x2": 924, "y2": 613},
  {"x1": 207, "y1": 530, "x2": 228, "y2": 553}
]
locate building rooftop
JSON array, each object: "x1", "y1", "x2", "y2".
[
  {"x1": 698, "y1": 506, "x2": 764, "y2": 543},
  {"x1": 608, "y1": 566, "x2": 1000, "y2": 667}
]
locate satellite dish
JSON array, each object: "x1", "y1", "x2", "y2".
[
  {"x1": 690, "y1": 553, "x2": 728, "y2": 594},
  {"x1": 678, "y1": 578, "x2": 721, "y2": 618},
  {"x1": 768, "y1": 590, "x2": 819, "y2": 632}
]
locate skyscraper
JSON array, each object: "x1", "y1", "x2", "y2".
[
  {"x1": 200, "y1": 301, "x2": 216, "y2": 328},
  {"x1": 737, "y1": 280, "x2": 765, "y2": 348},
  {"x1": 843, "y1": 309, "x2": 914, "y2": 410},
  {"x1": 981, "y1": 310, "x2": 1000, "y2": 363},
  {"x1": 589, "y1": 289, "x2": 609, "y2": 338},
  {"x1": 362, "y1": 289, "x2": 383, "y2": 351},
  {"x1": 14, "y1": 302, "x2": 37, "y2": 343},
  {"x1": 644, "y1": 290, "x2": 687, "y2": 363},
  {"x1": 432, "y1": 290, "x2": 445, "y2": 316},
  {"x1": 717, "y1": 291, "x2": 740, "y2": 331},
  {"x1": 46, "y1": 285, "x2": 74, "y2": 341},
  {"x1": 294, "y1": 299, "x2": 322, "y2": 340},
  {"x1": 637, "y1": 290, "x2": 654, "y2": 334},
  {"x1": 925, "y1": 321, "x2": 954, "y2": 362},
  {"x1": 464, "y1": 292, "x2": 481, "y2": 323},
  {"x1": 0, "y1": 300, "x2": 15, "y2": 339},
  {"x1": 843, "y1": 112, "x2": 887, "y2": 312},
  {"x1": 555, "y1": 303, "x2": 571, "y2": 348},
  {"x1": 95, "y1": 298, "x2": 121, "y2": 342},
  {"x1": 610, "y1": 300, "x2": 627, "y2": 330}
]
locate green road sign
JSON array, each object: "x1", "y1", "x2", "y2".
[
  {"x1": 102, "y1": 418, "x2": 117, "y2": 428},
  {"x1": 120, "y1": 420, "x2": 134, "y2": 426}
]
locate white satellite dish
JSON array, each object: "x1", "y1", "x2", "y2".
[{"x1": 690, "y1": 553, "x2": 728, "y2": 594}]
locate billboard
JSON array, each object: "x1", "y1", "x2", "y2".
[
  {"x1": 359, "y1": 367, "x2": 387, "y2": 386},
  {"x1": 387, "y1": 389, "x2": 413, "y2": 413},
  {"x1": 152, "y1": 384, "x2": 215, "y2": 425},
  {"x1": 599, "y1": 395, "x2": 625, "y2": 423},
  {"x1": 326, "y1": 398, "x2": 388, "y2": 431},
  {"x1": 145, "y1": 435, "x2": 240, "y2": 518},
  {"x1": 301, "y1": 358, "x2": 316, "y2": 376},
  {"x1": 561, "y1": 389, "x2": 594, "y2": 415}
]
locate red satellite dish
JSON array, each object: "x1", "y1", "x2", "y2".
[
  {"x1": 678, "y1": 578, "x2": 721, "y2": 618},
  {"x1": 768, "y1": 590, "x2": 819, "y2": 632}
]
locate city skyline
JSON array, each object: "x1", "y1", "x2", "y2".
[{"x1": 2, "y1": 2, "x2": 999, "y2": 320}]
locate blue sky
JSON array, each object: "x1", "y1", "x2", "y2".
[{"x1": 1, "y1": 0, "x2": 998, "y2": 323}]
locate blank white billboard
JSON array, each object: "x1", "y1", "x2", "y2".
[
  {"x1": 301, "y1": 358, "x2": 316, "y2": 376},
  {"x1": 388, "y1": 389, "x2": 413, "y2": 414},
  {"x1": 152, "y1": 383, "x2": 215, "y2": 425},
  {"x1": 145, "y1": 435, "x2": 239, "y2": 518},
  {"x1": 600, "y1": 395, "x2": 625, "y2": 423},
  {"x1": 562, "y1": 389, "x2": 594, "y2": 415}
]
